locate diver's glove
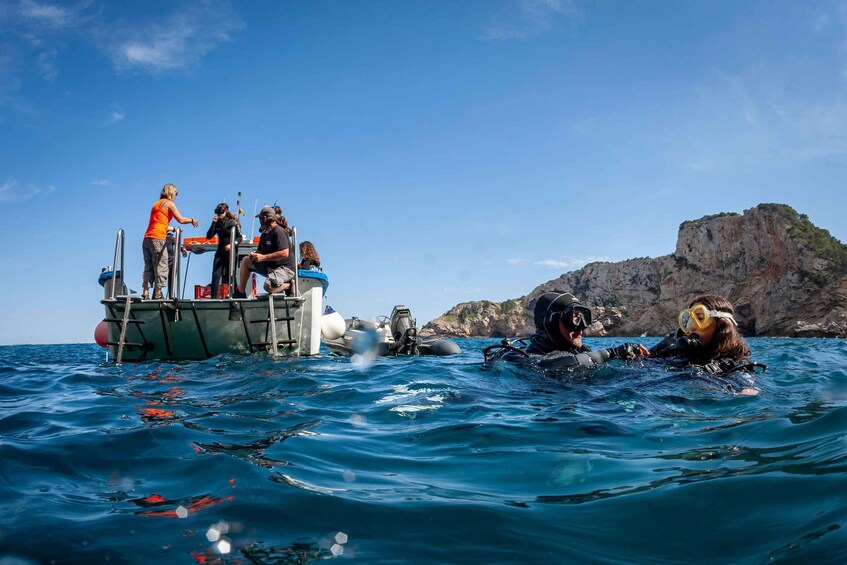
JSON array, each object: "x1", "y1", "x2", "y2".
[
  {"x1": 607, "y1": 342, "x2": 649, "y2": 360},
  {"x1": 650, "y1": 335, "x2": 703, "y2": 358}
]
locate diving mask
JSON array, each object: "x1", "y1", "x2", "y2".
[
  {"x1": 678, "y1": 304, "x2": 737, "y2": 334},
  {"x1": 553, "y1": 304, "x2": 592, "y2": 333}
]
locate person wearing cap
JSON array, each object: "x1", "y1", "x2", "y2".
[
  {"x1": 233, "y1": 206, "x2": 296, "y2": 298},
  {"x1": 141, "y1": 183, "x2": 199, "y2": 300},
  {"x1": 483, "y1": 291, "x2": 649, "y2": 370},
  {"x1": 206, "y1": 202, "x2": 242, "y2": 298}
]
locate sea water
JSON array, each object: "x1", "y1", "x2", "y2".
[{"x1": 0, "y1": 338, "x2": 845, "y2": 564}]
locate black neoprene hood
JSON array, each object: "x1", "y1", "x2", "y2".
[{"x1": 533, "y1": 292, "x2": 580, "y2": 332}]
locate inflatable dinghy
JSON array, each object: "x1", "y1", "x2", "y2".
[{"x1": 322, "y1": 305, "x2": 461, "y2": 357}]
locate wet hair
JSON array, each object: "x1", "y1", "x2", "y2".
[
  {"x1": 688, "y1": 294, "x2": 750, "y2": 362},
  {"x1": 219, "y1": 207, "x2": 240, "y2": 227},
  {"x1": 299, "y1": 241, "x2": 320, "y2": 265},
  {"x1": 161, "y1": 183, "x2": 177, "y2": 199}
]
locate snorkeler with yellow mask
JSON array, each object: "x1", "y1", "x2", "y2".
[{"x1": 650, "y1": 294, "x2": 765, "y2": 377}]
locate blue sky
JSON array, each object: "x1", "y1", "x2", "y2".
[{"x1": 1, "y1": 0, "x2": 846, "y2": 345}]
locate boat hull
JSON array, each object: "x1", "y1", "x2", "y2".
[{"x1": 101, "y1": 288, "x2": 323, "y2": 361}]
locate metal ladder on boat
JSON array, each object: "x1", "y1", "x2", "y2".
[
  {"x1": 249, "y1": 295, "x2": 298, "y2": 356},
  {"x1": 103, "y1": 295, "x2": 148, "y2": 364}
]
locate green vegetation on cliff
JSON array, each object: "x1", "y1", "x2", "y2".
[
  {"x1": 679, "y1": 211, "x2": 740, "y2": 230},
  {"x1": 759, "y1": 203, "x2": 847, "y2": 272}
]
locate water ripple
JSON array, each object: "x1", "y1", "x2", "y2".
[{"x1": 0, "y1": 339, "x2": 845, "y2": 562}]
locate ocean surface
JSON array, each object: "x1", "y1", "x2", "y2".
[{"x1": 0, "y1": 337, "x2": 845, "y2": 564}]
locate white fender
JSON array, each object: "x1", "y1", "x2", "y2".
[{"x1": 321, "y1": 305, "x2": 346, "y2": 340}]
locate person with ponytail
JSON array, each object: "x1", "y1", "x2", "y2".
[
  {"x1": 206, "y1": 202, "x2": 242, "y2": 298},
  {"x1": 141, "y1": 183, "x2": 198, "y2": 300}
]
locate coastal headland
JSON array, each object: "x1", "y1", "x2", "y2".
[{"x1": 423, "y1": 204, "x2": 847, "y2": 338}]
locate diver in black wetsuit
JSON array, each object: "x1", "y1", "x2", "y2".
[
  {"x1": 649, "y1": 294, "x2": 765, "y2": 381},
  {"x1": 206, "y1": 202, "x2": 242, "y2": 299},
  {"x1": 483, "y1": 291, "x2": 649, "y2": 371}
]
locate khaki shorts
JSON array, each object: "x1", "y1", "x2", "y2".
[{"x1": 253, "y1": 263, "x2": 295, "y2": 288}]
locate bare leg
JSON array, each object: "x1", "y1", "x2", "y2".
[
  {"x1": 264, "y1": 280, "x2": 290, "y2": 294},
  {"x1": 238, "y1": 255, "x2": 252, "y2": 293}
]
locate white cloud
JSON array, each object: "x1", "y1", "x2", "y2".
[
  {"x1": 813, "y1": 12, "x2": 829, "y2": 33},
  {"x1": 569, "y1": 117, "x2": 599, "y2": 136},
  {"x1": 508, "y1": 255, "x2": 610, "y2": 270},
  {"x1": 0, "y1": 1, "x2": 89, "y2": 107},
  {"x1": 0, "y1": 178, "x2": 55, "y2": 202},
  {"x1": 91, "y1": 179, "x2": 111, "y2": 187},
  {"x1": 483, "y1": 0, "x2": 578, "y2": 41},
  {"x1": 106, "y1": 110, "x2": 125, "y2": 125},
  {"x1": 442, "y1": 287, "x2": 488, "y2": 294},
  {"x1": 535, "y1": 256, "x2": 610, "y2": 270},
  {"x1": 102, "y1": 1, "x2": 244, "y2": 74},
  {"x1": 17, "y1": 0, "x2": 86, "y2": 33},
  {"x1": 0, "y1": 46, "x2": 24, "y2": 102},
  {"x1": 36, "y1": 48, "x2": 57, "y2": 80},
  {"x1": 1, "y1": 0, "x2": 244, "y2": 113},
  {"x1": 687, "y1": 159, "x2": 717, "y2": 172}
]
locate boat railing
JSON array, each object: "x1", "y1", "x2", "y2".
[
  {"x1": 168, "y1": 227, "x2": 183, "y2": 299},
  {"x1": 291, "y1": 226, "x2": 299, "y2": 297},
  {"x1": 109, "y1": 228, "x2": 125, "y2": 300},
  {"x1": 228, "y1": 224, "x2": 238, "y2": 298},
  {"x1": 106, "y1": 223, "x2": 302, "y2": 302}
]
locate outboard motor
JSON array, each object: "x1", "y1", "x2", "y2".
[{"x1": 389, "y1": 305, "x2": 418, "y2": 355}]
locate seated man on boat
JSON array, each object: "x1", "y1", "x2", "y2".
[
  {"x1": 483, "y1": 291, "x2": 649, "y2": 371},
  {"x1": 233, "y1": 206, "x2": 296, "y2": 298}
]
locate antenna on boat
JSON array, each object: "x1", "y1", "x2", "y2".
[{"x1": 236, "y1": 191, "x2": 244, "y2": 226}]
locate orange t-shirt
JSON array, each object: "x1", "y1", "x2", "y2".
[{"x1": 144, "y1": 199, "x2": 174, "y2": 240}]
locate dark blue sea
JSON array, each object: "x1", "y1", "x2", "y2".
[{"x1": 1, "y1": 338, "x2": 845, "y2": 564}]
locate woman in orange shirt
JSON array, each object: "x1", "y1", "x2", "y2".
[{"x1": 142, "y1": 183, "x2": 199, "y2": 300}]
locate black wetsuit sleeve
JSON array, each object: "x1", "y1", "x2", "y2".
[
  {"x1": 649, "y1": 331, "x2": 705, "y2": 359},
  {"x1": 206, "y1": 221, "x2": 216, "y2": 240},
  {"x1": 649, "y1": 331, "x2": 681, "y2": 356},
  {"x1": 222, "y1": 219, "x2": 238, "y2": 243},
  {"x1": 535, "y1": 348, "x2": 611, "y2": 369}
]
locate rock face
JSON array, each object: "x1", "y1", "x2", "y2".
[{"x1": 423, "y1": 204, "x2": 847, "y2": 338}]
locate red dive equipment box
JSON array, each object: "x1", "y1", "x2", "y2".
[{"x1": 194, "y1": 284, "x2": 229, "y2": 299}]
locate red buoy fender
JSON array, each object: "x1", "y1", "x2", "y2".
[{"x1": 95, "y1": 320, "x2": 109, "y2": 348}]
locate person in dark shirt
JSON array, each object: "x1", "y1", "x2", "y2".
[
  {"x1": 206, "y1": 202, "x2": 242, "y2": 298},
  {"x1": 273, "y1": 205, "x2": 292, "y2": 236},
  {"x1": 298, "y1": 241, "x2": 321, "y2": 270},
  {"x1": 234, "y1": 206, "x2": 296, "y2": 298},
  {"x1": 483, "y1": 291, "x2": 649, "y2": 371}
]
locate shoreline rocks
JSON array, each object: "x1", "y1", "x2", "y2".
[{"x1": 422, "y1": 204, "x2": 847, "y2": 338}]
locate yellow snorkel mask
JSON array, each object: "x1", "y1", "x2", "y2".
[{"x1": 678, "y1": 304, "x2": 737, "y2": 334}]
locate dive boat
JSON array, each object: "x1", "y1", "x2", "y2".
[
  {"x1": 97, "y1": 226, "x2": 328, "y2": 363},
  {"x1": 322, "y1": 305, "x2": 461, "y2": 357}
]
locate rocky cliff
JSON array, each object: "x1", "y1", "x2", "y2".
[{"x1": 423, "y1": 204, "x2": 847, "y2": 338}]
